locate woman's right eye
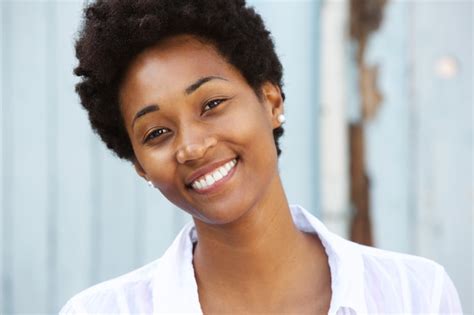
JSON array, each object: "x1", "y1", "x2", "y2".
[{"x1": 144, "y1": 128, "x2": 169, "y2": 143}]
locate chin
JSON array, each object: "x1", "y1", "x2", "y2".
[{"x1": 192, "y1": 202, "x2": 251, "y2": 226}]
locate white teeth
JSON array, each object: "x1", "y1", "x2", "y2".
[
  {"x1": 212, "y1": 170, "x2": 223, "y2": 181},
  {"x1": 205, "y1": 174, "x2": 215, "y2": 186},
  {"x1": 218, "y1": 166, "x2": 227, "y2": 177},
  {"x1": 192, "y1": 181, "x2": 202, "y2": 190},
  {"x1": 191, "y1": 158, "x2": 237, "y2": 190}
]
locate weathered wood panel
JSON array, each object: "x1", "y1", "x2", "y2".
[
  {"x1": 364, "y1": 0, "x2": 472, "y2": 312},
  {"x1": 95, "y1": 149, "x2": 137, "y2": 282},
  {"x1": 54, "y1": 1, "x2": 95, "y2": 311},
  {"x1": 412, "y1": 2, "x2": 472, "y2": 312},
  {"x1": 3, "y1": 2, "x2": 50, "y2": 312},
  {"x1": 364, "y1": 0, "x2": 413, "y2": 254},
  {"x1": 319, "y1": 0, "x2": 351, "y2": 237},
  {"x1": 0, "y1": 2, "x2": 5, "y2": 313}
]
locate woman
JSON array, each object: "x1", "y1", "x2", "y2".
[{"x1": 60, "y1": 0, "x2": 462, "y2": 314}]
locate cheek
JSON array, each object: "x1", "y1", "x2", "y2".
[
  {"x1": 219, "y1": 101, "x2": 277, "y2": 167},
  {"x1": 139, "y1": 150, "x2": 177, "y2": 187},
  {"x1": 138, "y1": 150, "x2": 194, "y2": 211}
]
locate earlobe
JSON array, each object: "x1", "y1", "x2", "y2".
[{"x1": 133, "y1": 160, "x2": 147, "y2": 180}]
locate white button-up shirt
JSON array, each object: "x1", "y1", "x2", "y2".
[{"x1": 60, "y1": 204, "x2": 463, "y2": 314}]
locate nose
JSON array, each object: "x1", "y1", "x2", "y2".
[{"x1": 176, "y1": 131, "x2": 217, "y2": 164}]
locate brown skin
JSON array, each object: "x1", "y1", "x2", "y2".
[{"x1": 119, "y1": 34, "x2": 331, "y2": 314}]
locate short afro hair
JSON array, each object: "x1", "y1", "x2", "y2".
[{"x1": 74, "y1": 0, "x2": 285, "y2": 163}]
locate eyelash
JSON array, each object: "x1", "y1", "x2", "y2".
[
  {"x1": 144, "y1": 128, "x2": 169, "y2": 143},
  {"x1": 202, "y1": 98, "x2": 225, "y2": 112},
  {"x1": 143, "y1": 98, "x2": 226, "y2": 143}
]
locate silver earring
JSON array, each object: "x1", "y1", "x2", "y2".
[
  {"x1": 277, "y1": 114, "x2": 286, "y2": 124},
  {"x1": 147, "y1": 180, "x2": 154, "y2": 188}
]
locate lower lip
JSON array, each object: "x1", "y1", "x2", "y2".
[{"x1": 190, "y1": 159, "x2": 238, "y2": 195}]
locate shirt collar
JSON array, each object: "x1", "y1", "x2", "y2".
[
  {"x1": 290, "y1": 204, "x2": 368, "y2": 315},
  {"x1": 152, "y1": 204, "x2": 367, "y2": 314}
]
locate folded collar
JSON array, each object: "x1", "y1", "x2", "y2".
[
  {"x1": 152, "y1": 204, "x2": 367, "y2": 314},
  {"x1": 290, "y1": 204, "x2": 368, "y2": 315},
  {"x1": 151, "y1": 221, "x2": 202, "y2": 313}
]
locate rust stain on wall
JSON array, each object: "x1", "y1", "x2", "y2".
[
  {"x1": 349, "y1": 0, "x2": 387, "y2": 246},
  {"x1": 349, "y1": 123, "x2": 373, "y2": 246}
]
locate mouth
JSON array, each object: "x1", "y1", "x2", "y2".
[{"x1": 187, "y1": 157, "x2": 239, "y2": 194}]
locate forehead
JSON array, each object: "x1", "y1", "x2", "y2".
[
  {"x1": 119, "y1": 34, "x2": 243, "y2": 119},
  {"x1": 132, "y1": 35, "x2": 231, "y2": 76}
]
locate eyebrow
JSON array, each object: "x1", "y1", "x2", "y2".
[
  {"x1": 132, "y1": 104, "x2": 160, "y2": 128},
  {"x1": 184, "y1": 75, "x2": 228, "y2": 95},
  {"x1": 131, "y1": 75, "x2": 228, "y2": 128}
]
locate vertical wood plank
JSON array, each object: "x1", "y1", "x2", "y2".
[
  {"x1": 54, "y1": 0, "x2": 95, "y2": 311},
  {"x1": 0, "y1": 2, "x2": 6, "y2": 313},
  {"x1": 413, "y1": 2, "x2": 473, "y2": 312},
  {"x1": 89, "y1": 137, "x2": 102, "y2": 282},
  {"x1": 45, "y1": 1, "x2": 58, "y2": 312},
  {"x1": 6, "y1": 2, "x2": 49, "y2": 312},
  {"x1": 132, "y1": 174, "x2": 145, "y2": 266},
  {"x1": 363, "y1": 1, "x2": 413, "y2": 253},
  {"x1": 96, "y1": 147, "x2": 138, "y2": 282},
  {"x1": 319, "y1": 0, "x2": 351, "y2": 236}
]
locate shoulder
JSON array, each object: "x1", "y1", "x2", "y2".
[
  {"x1": 59, "y1": 258, "x2": 161, "y2": 314},
  {"x1": 356, "y1": 241, "x2": 442, "y2": 276},
  {"x1": 59, "y1": 222, "x2": 196, "y2": 314},
  {"x1": 352, "y1": 242, "x2": 463, "y2": 313},
  {"x1": 357, "y1": 242, "x2": 443, "y2": 288}
]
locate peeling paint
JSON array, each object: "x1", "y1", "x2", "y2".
[{"x1": 348, "y1": 0, "x2": 388, "y2": 245}]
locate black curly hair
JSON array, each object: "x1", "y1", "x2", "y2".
[{"x1": 74, "y1": 0, "x2": 285, "y2": 163}]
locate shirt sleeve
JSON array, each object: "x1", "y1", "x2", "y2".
[{"x1": 437, "y1": 268, "x2": 463, "y2": 314}]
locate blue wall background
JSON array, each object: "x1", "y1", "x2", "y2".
[
  {"x1": 1, "y1": 0, "x2": 471, "y2": 313},
  {"x1": 363, "y1": 1, "x2": 472, "y2": 312}
]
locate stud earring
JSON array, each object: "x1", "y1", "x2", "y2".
[
  {"x1": 147, "y1": 180, "x2": 154, "y2": 188},
  {"x1": 277, "y1": 114, "x2": 286, "y2": 124}
]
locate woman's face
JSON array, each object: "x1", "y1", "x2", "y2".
[{"x1": 119, "y1": 34, "x2": 284, "y2": 225}]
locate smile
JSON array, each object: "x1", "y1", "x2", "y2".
[{"x1": 191, "y1": 158, "x2": 237, "y2": 191}]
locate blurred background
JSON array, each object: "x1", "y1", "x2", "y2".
[{"x1": 0, "y1": 0, "x2": 472, "y2": 313}]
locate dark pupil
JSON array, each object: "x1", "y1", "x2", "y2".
[{"x1": 149, "y1": 129, "x2": 163, "y2": 140}]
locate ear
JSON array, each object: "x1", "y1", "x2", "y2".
[
  {"x1": 260, "y1": 81, "x2": 284, "y2": 129},
  {"x1": 133, "y1": 159, "x2": 148, "y2": 180}
]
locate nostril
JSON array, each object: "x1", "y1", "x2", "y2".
[
  {"x1": 177, "y1": 144, "x2": 205, "y2": 164},
  {"x1": 176, "y1": 136, "x2": 217, "y2": 164}
]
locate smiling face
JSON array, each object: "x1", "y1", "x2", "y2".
[{"x1": 119, "y1": 35, "x2": 284, "y2": 225}]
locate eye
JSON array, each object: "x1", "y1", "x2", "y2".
[
  {"x1": 203, "y1": 98, "x2": 225, "y2": 112},
  {"x1": 144, "y1": 128, "x2": 170, "y2": 143}
]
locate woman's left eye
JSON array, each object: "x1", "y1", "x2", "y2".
[{"x1": 203, "y1": 99, "x2": 225, "y2": 112}]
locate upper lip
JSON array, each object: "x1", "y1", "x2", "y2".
[{"x1": 185, "y1": 157, "x2": 237, "y2": 187}]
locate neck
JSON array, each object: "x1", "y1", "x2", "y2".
[{"x1": 192, "y1": 175, "x2": 327, "y2": 301}]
